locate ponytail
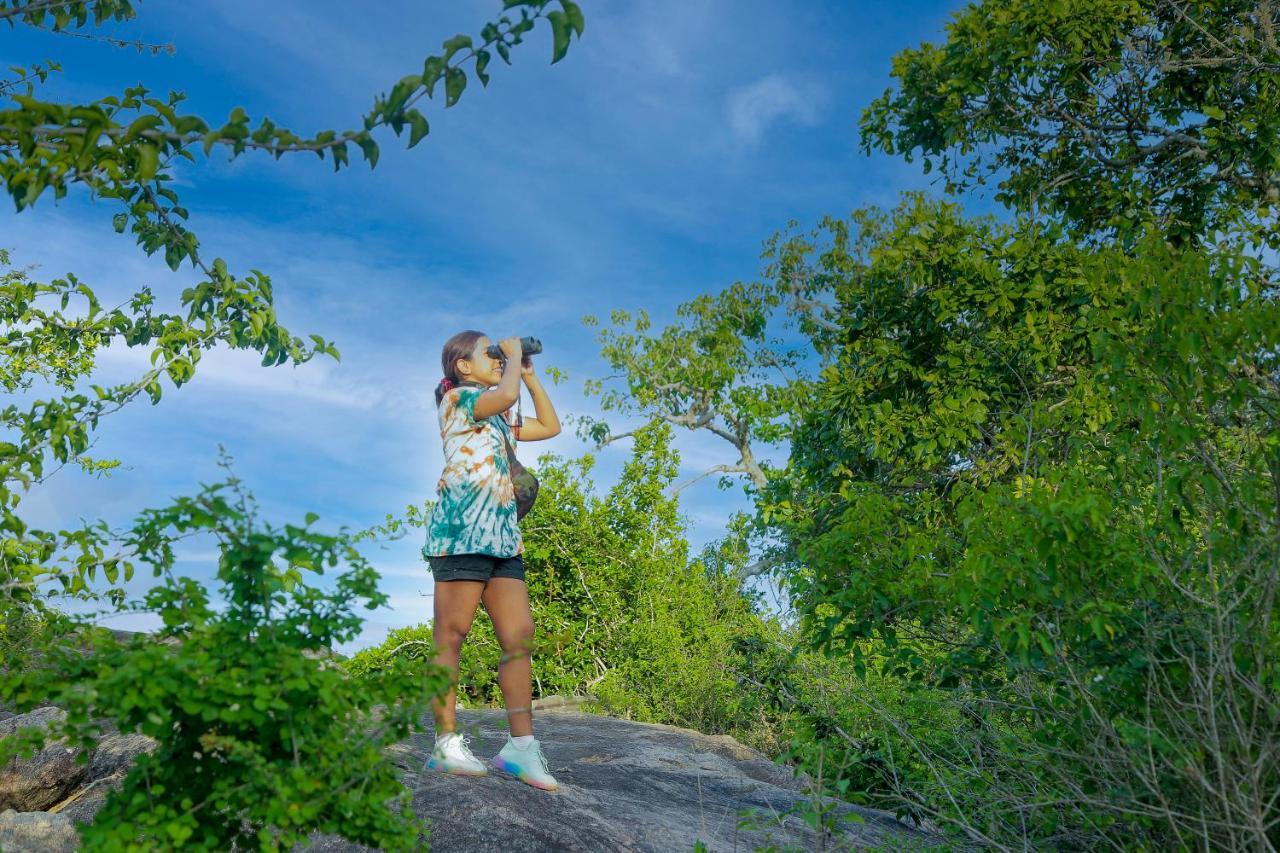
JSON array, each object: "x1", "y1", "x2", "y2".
[{"x1": 433, "y1": 376, "x2": 458, "y2": 407}]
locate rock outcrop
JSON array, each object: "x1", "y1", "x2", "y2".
[
  {"x1": 1, "y1": 698, "x2": 943, "y2": 852},
  {"x1": 0, "y1": 708, "x2": 85, "y2": 812},
  {"x1": 303, "y1": 704, "x2": 942, "y2": 852},
  {"x1": 0, "y1": 705, "x2": 158, "y2": 853},
  {"x1": 0, "y1": 810, "x2": 80, "y2": 853}
]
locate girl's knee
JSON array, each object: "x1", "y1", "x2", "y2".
[
  {"x1": 435, "y1": 623, "x2": 472, "y2": 651},
  {"x1": 497, "y1": 625, "x2": 534, "y2": 662},
  {"x1": 500, "y1": 622, "x2": 534, "y2": 647}
]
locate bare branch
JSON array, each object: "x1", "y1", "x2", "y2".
[
  {"x1": 738, "y1": 552, "x2": 783, "y2": 579},
  {"x1": 595, "y1": 429, "x2": 638, "y2": 447},
  {"x1": 669, "y1": 463, "x2": 747, "y2": 496}
]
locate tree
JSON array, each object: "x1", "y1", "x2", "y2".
[
  {"x1": 859, "y1": 0, "x2": 1280, "y2": 245},
  {"x1": 772, "y1": 199, "x2": 1278, "y2": 849},
  {"x1": 583, "y1": 0, "x2": 1279, "y2": 846},
  {"x1": 778, "y1": 0, "x2": 1280, "y2": 845},
  {"x1": 576, "y1": 275, "x2": 826, "y2": 580}
]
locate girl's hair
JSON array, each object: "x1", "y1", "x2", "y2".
[{"x1": 434, "y1": 329, "x2": 486, "y2": 406}]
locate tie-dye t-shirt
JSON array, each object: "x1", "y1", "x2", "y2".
[{"x1": 422, "y1": 384, "x2": 524, "y2": 558}]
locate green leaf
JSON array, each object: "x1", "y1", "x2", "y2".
[
  {"x1": 355, "y1": 135, "x2": 379, "y2": 167},
  {"x1": 547, "y1": 10, "x2": 571, "y2": 64},
  {"x1": 441, "y1": 34, "x2": 473, "y2": 60},
  {"x1": 422, "y1": 56, "x2": 446, "y2": 97},
  {"x1": 136, "y1": 144, "x2": 160, "y2": 182},
  {"x1": 444, "y1": 67, "x2": 467, "y2": 107},
  {"x1": 124, "y1": 114, "x2": 163, "y2": 141},
  {"x1": 561, "y1": 0, "x2": 585, "y2": 36},
  {"x1": 385, "y1": 74, "x2": 421, "y2": 116},
  {"x1": 406, "y1": 109, "x2": 430, "y2": 148}
]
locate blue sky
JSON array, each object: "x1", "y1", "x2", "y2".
[{"x1": 3, "y1": 0, "x2": 968, "y2": 655}]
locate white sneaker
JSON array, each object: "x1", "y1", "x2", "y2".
[
  {"x1": 491, "y1": 736, "x2": 560, "y2": 791},
  {"x1": 425, "y1": 732, "x2": 487, "y2": 776}
]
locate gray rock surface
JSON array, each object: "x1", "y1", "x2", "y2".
[
  {"x1": 81, "y1": 732, "x2": 155, "y2": 782},
  {"x1": 0, "y1": 708, "x2": 66, "y2": 742},
  {"x1": 46, "y1": 732, "x2": 157, "y2": 826},
  {"x1": 301, "y1": 707, "x2": 940, "y2": 852},
  {"x1": 0, "y1": 697, "x2": 941, "y2": 851},
  {"x1": 0, "y1": 809, "x2": 79, "y2": 853},
  {"x1": 0, "y1": 708, "x2": 86, "y2": 812}
]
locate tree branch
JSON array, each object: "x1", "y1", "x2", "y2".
[
  {"x1": 594, "y1": 428, "x2": 639, "y2": 447},
  {"x1": 739, "y1": 552, "x2": 783, "y2": 579},
  {"x1": 670, "y1": 463, "x2": 748, "y2": 496},
  {"x1": 0, "y1": 0, "x2": 101, "y2": 24}
]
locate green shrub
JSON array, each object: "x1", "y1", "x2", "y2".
[{"x1": 0, "y1": 469, "x2": 449, "y2": 851}]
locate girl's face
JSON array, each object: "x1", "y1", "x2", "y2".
[{"x1": 458, "y1": 335, "x2": 504, "y2": 386}]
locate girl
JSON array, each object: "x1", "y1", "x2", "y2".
[{"x1": 421, "y1": 330, "x2": 562, "y2": 792}]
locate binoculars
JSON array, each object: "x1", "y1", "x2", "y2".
[{"x1": 486, "y1": 336, "x2": 543, "y2": 361}]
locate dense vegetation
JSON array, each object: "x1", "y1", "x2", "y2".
[{"x1": 577, "y1": 1, "x2": 1278, "y2": 848}]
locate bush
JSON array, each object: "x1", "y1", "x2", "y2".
[{"x1": 0, "y1": 467, "x2": 449, "y2": 851}]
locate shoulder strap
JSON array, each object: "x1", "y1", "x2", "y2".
[{"x1": 499, "y1": 419, "x2": 519, "y2": 461}]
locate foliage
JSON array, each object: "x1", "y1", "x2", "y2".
[
  {"x1": 0, "y1": 455, "x2": 451, "y2": 850},
  {"x1": 577, "y1": 267, "x2": 829, "y2": 585},
  {"x1": 342, "y1": 622, "x2": 436, "y2": 681},
  {"x1": 762, "y1": 191, "x2": 1278, "y2": 846},
  {"x1": 2, "y1": 1, "x2": 585, "y2": 218},
  {"x1": 577, "y1": 1, "x2": 1280, "y2": 848},
  {"x1": 860, "y1": 0, "x2": 1280, "y2": 245},
  {"x1": 579, "y1": 283, "x2": 807, "y2": 493},
  {"x1": 768, "y1": 194, "x2": 1101, "y2": 664}
]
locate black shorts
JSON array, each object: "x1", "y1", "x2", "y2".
[{"x1": 427, "y1": 553, "x2": 526, "y2": 583}]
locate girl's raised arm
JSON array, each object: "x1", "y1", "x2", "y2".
[
  {"x1": 515, "y1": 357, "x2": 560, "y2": 441},
  {"x1": 473, "y1": 337, "x2": 523, "y2": 420}
]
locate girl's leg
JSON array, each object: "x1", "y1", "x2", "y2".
[
  {"x1": 481, "y1": 576, "x2": 536, "y2": 737},
  {"x1": 430, "y1": 578, "x2": 487, "y2": 735}
]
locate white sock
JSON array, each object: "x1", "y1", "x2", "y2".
[
  {"x1": 436, "y1": 731, "x2": 458, "y2": 747},
  {"x1": 511, "y1": 734, "x2": 534, "y2": 749}
]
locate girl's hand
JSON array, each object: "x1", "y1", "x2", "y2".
[
  {"x1": 498, "y1": 336, "x2": 523, "y2": 362},
  {"x1": 520, "y1": 355, "x2": 534, "y2": 376}
]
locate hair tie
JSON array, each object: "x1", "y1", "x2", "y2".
[{"x1": 439, "y1": 377, "x2": 456, "y2": 392}]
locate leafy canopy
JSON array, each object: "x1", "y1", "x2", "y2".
[{"x1": 860, "y1": 0, "x2": 1280, "y2": 244}]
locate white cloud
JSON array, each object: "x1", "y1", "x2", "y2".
[
  {"x1": 725, "y1": 74, "x2": 823, "y2": 144},
  {"x1": 96, "y1": 342, "x2": 388, "y2": 410}
]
